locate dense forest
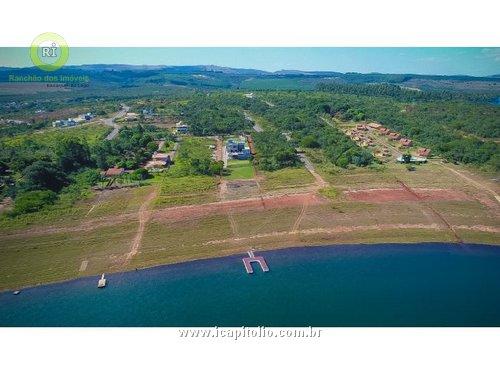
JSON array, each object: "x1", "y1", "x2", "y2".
[
  {"x1": 252, "y1": 91, "x2": 499, "y2": 170},
  {"x1": 317, "y1": 82, "x2": 496, "y2": 103},
  {"x1": 0, "y1": 124, "x2": 169, "y2": 215},
  {"x1": 252, "y1": 131, "x2": 301, "y2": 171},
  {"x1": 245, "y1": 93, "x2": 374, "y2": 168},
  {"x1": 178, "y1": 93, "x2": 251, "y2": 135}
]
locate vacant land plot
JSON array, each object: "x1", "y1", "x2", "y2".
[
  {"x1": 0, "y1": 221, "x2": 138, "y2": 290},
  {"x1": 226, "y1": 159, "x2": 255, "y2": 180},
  {"x1": 84, "y1": 186, "x2": 156, "y2": 219},
  {"x1": 221, "y1": 180, "x2": 261, "y2": 201},
  {"x1": 152, "y1": 192, "x2": 324, "y2": 224},
  {"x1": 130, "y1": 214, "x2": 235, "y2": 269},
  {"x1": 155, "y1": 175, "x2": 218, "y2": 207},
  {"x1": 260, "y1": 167, "x2": 315, "y2": 192},
  {"x1": 345, "y1": 188, "x2": 471, "y2": 203}
]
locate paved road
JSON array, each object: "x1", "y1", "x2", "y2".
[{"x1": 104, "y1": 104, "x2": 129, "y2": 140}]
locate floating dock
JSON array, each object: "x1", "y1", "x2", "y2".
[
  {"x1": 242, "y1": 250, "x2": 269, "y2": 274},
  {"x1": 98, "y1": 273, "x2": 107, "y2": 288}
]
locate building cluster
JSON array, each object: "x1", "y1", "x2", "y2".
[
  {"x1": 145, "y1": 140, "x2": 178, "y2": 171},
  {"x1": 350, "y1": 124, "x2": 375, "y2": 147},
  {"x1": 348, "y1": 122, "x2": 431, "y2": 161},
  {"x1": 371, "y1": 124, "x2": 413, "y2": 148},
  {"x1": 52, "y1": 113, "x2": 94, "y2": 127},
  {"x1": 226, "y1": 137, "x2": 251, "y2": 160}
]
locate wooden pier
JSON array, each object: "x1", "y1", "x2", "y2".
[{"x1": 242, "y1": 250, "x2": 269, "y2": 274}]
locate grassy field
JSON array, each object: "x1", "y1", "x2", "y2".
[
  {"x1": 0, "y1": 221, "x2": 138, "y2": 290},
  {"x1": 260, "y1": 167, "x2": 315, "y2": 191},
  {"x1": 0, "y1": 184, "x2": 155, "y2": 233},
  {"x1": 0, "y1": 122, "x2": 110, "y2": 147},
  {"x1": 130, "y1": 214, "x2": 235, "y2": 269},
  {"x1": 226, "y1": 159, "x2": 255, "y2": 180},
  {"x1": 154, "y1": 175, "x2": 218, "y2": 207}
]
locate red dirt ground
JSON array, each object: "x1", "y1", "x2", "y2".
[
  {"x1": 153, "y1": 192, "x2": 325, "y2": 223},
  {"x1": 345, "y1": 188, "x2": 471, "y2": 203}
]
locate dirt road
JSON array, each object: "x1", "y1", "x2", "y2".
[
  {"x1": 244, "y1": 111, "x2": 263, "y2": 132},
  {"x1": 298, "y1": 153, "x2": 328, "y2": 188},
  {"x1": 125, "y1": 189, "x2": 158, "y2": 262},
  {"x1": 437, "y1": 162, "x2": 500, "y2": 203}
]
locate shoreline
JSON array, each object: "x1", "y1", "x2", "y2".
[{"x1": 1, "y1": 240, "x2": 499, "y2": 294}]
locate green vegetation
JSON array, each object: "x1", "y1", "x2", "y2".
[
  {"x1": 240, "y1": 77, "x2": 319, "y2": 90},
  {"x1": 317, "y1": 82, "x2": 496, "y2": 103},
  {"x1": 169, "y1": 137, "x2": 223, "y2": 176},
  {"x1": 0, "y1": 122, "x2": 170, "y2": 216},
  {"x1": 319, "y1": 187, "x2": 341, "y2": 201},
  {"x1": 154, "y1": 137, "x2": 221, "y2": 206},
  {"x1": 261, "y1": 167, "x2": 315, "y2": 191},
  {"x1": 178, "y1": 93, "x2": 251, "y2": 135},
  {"x1": 12, "y1": 190, "x2": 58, "y2": 215},
  {"x1": 93, "y1": 124, "x2": 172, "y2": 170},
  {"x1": 248, "y1": 93, "x2": 373, "y2": 168},
  {"x1": 155, "y1": 175, "x2": 218, "y2": 207},
  {"x1": 308, "y1": 89, "x2": 499, "y2": 169},
  {"x1": 252, "y1": 130, "x2": 301, "y2": 171},
  {"x1": 226, "y1": 159, "x2": 254, "y2": 180}
]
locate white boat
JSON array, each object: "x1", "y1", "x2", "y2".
[{"x1": 98, "y1": 273, "x2": 107, "y2": 288}]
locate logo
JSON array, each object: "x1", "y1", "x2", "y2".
[{"x1": 30, "y1": 32, "x2": 69, "y2": 72}]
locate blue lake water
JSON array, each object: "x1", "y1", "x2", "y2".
[{"x1": 1, "y1": 242, "x2": 499, "y2": 326}]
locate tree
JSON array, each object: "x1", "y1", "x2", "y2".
[
  {"x1": 56, "y1": 138, "x2": 92, "y2": 172},
  {"x1": 131, "y1": 168, "x2": 151, "y2": 181},
  {"x1": 402, "y1": 153, "x2": 412, "y2": 164},
  {"x1": 22, "y1": 161, "x2": 67, "y2": 192},
  {"x1": 337, "y1": 156, "x2": 349, "y2": 168},
  {"x1": 301, "y1": 135, "x2": 320, "y2": 148},
  {"x1": 209, "y1": 160, "x2": 224, "y2": 175}
]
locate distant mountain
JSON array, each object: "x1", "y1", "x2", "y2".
[{"x1": 0, "y1": 64, "x2": 498, "y2": 96}]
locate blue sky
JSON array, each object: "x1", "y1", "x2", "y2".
[{"x1": 1, "y1": 47, "x2": 499, "y2": 76}]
